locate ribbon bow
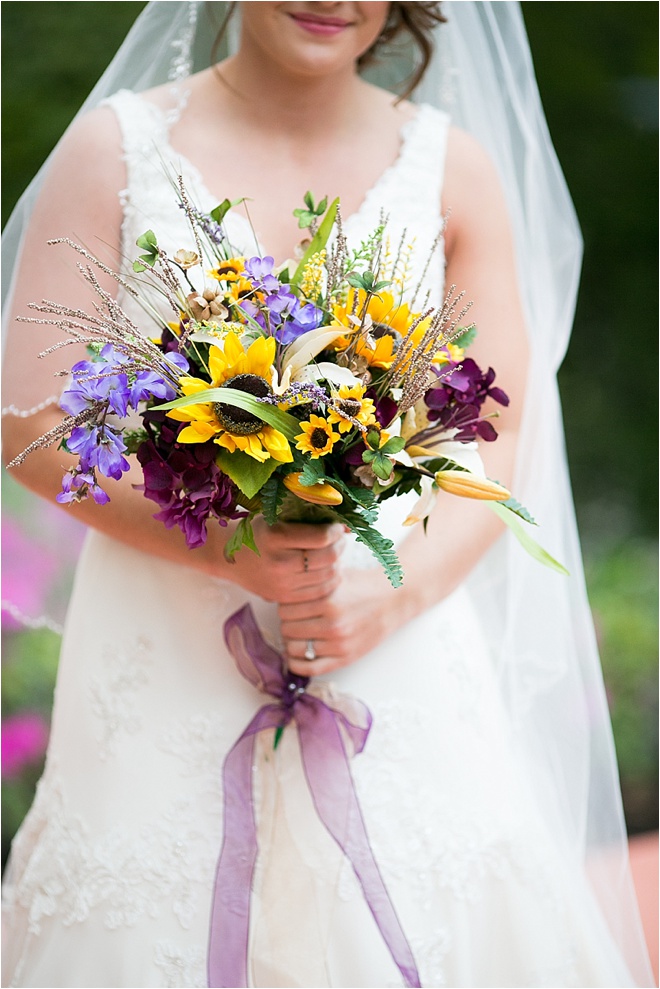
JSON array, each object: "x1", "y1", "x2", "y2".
[{"x1": 207, "y1": 604, "x2": 421, "y2": 988}]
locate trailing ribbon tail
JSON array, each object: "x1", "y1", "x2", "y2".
[{"x1": 207, "y1": 604, "x2": 421, "y2": 988}]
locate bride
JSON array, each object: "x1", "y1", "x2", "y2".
[{"x1": 1, "y1": 3, "x2": 653, "y2": 987}]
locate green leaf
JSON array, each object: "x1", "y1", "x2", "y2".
[
  {"x1": 497, "y1": 495, "x2": 537, "y2": 526},
  {"x1": 375, "y1": 471, "x2": 422, "y2": 503},
  {"x1": 316, "y1": 196, "x2": 328, "y2": 214},
  {"x1": 371, "y1": 453, "x2": 395, "y2": 481},
  {"x1": 380, "y1": 435, "x2": 406, "y2": 455},
  {"x1": 215, "y1": 449, "x2": 280, "y2": 500},
  {"x1": 153, "y1": 387, "x2": 301, "y2": 441},
  {"x1": 422, "y1": 456, "x2": 468, "y2": 474},
  {"x1": 224, "y1": 515, "x2": 260, "y2": 562},
  {"x1": 136, "y1": 230, "x2": 157, "y2": 251},
  {"x1": 273, "y1": 725, "x2": 285, "y2": 750},
  {"x1": 362, "y1": 450, "x2": 376, "y2": 463},
  {"x1": 337, "y1": 509, "x2": 404, "y2": 588},
  {"x1": 293, "y1": 208, "x2": 314, "y2": 230},
  {"x1": 260, "y1": 475, "x2": 286, "y2": 526},
  {"x1": 346, "y1": 273, "x2": 367, "y2": 290},
  {"x1": 291, "y1": 197, "x2": 339, "y2": 287},
  {"x1": 210, "y1": 198, "x2": 245, "y2": 224},
  {"x1": 454, "y1": 323, "x2": 477, "y2": 349},
  {"x1": 298, "y1": 458, "x2": 326, "y2": 486},
  {"x1": 303, "y1": 190, "x2": 315, "y2": 211},
  {"x1": 489, "y1": 502, "x2": 569, "y2": 575}
]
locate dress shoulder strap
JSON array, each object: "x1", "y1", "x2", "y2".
[{"x1": 103, "y1": 90, "x2": 170, "y2": 162}]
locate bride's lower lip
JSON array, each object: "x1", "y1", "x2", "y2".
[{"x1": 289, "y1": 13, "x2": 351, "y2": 37}]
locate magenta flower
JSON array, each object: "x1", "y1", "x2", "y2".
[
  {"x1": 1, "y1": 519, "x2": 57, "y2": 630},
  {"x1": 1, "y1": 712, "x2": 49, "y2": 778}
]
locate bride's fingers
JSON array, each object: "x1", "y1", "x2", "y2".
[
  {"x1": 283, "y1": 575, "x2": 342, "y2": 603},
  {"x1": 287, "y1": 651, "x2": 338, "y2": 678}
]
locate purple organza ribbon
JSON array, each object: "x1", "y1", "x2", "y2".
[{"x1": 207, "y1": 604, "x2": 421, "y2": 988}]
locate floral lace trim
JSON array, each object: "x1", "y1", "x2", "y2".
[
  {"x1": 153, "y1": 939, "x2": 206, "y2": 988},
  {"x1": 4, "y1": 767, "x2": 217, "y2": 942},
  {"x1": 88, "y1": 634, "x2": 152, "y2": 759}
]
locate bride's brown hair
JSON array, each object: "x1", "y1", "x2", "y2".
[
  {"x1": 359, "y1": 2, "x2": 446, "y2": 98},
  {"x1": 210, "y1": 3, "x2": 446, "y2": 99}
]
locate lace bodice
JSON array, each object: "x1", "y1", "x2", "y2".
[{"x1": 105, "y1": 89, "x2": 449, "y2": 327}]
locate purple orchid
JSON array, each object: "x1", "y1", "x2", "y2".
[{"x1": 424, "y1": 358, "x2": 509, "y2": 442}]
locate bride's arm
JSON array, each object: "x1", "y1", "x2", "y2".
[
  {"x1": 2, "y1": 111, "x2": 343, "y2": 604},
  {"x1": 283, "y1": 127, "x2": 530, "y2": 673}
]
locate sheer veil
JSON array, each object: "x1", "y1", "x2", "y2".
[{"x1": 1, "y1": 3, "x2": 653, "y2": 983}]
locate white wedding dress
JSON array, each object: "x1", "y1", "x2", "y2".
[{"x1": 2, "y1": 91, "x2": 637, "y2": 989}]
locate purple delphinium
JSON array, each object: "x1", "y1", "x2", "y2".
[
  {"x1": 239, "y1": 259, "x2": 324, "y2": 345},
  {"x1": 57, "y1": 469, "x2": 110, "y2": 506},
  {"x1": 66, "y1": 423, "x2": 130, "y2": 480},
  {"x1": 424, "y1": 358, "x2": 509, "y2": 442},
  {"x1": 57, "y1": 342, "x2": 188, "y2": 504},
  {"x1": 244, "y1": 256, "x2": 280, "y2": 295}
]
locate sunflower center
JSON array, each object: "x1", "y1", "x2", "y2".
[
  {"x1": 372, "y1": 322, "x2": 403, "y2": 349},
  {"x1": 337, "y1": 398, "x2": 362, "y2": 418},
  {"x1": 310, "y1": 427, "x2": 330, "y2": 450},
  {"x1": 214, "y1": 373, "x2": 272, "y2": 436}
]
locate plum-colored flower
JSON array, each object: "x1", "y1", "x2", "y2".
[
  {"x1": 137, "y1": 431, "x2": 245, "y2": 549},
  {"x1": 1, "y1": 712, "x2": 49, "y2": 778},
  {"x1": 425, "y1": 359, "x2": 509, "y2": 442}
]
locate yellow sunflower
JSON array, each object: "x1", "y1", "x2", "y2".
[
  {"x1": 295, "y1": 415, "x2": 341, "y2": 459},
  {"x1": 167, "y1": 332, "x2": 293, "y2": 464},
  {"x1": 330, "y1": 288, "x2": 462, "y2": 371},
  {"x1": 208, "y1": 257, "x2": 246, "y2": 283},
  {"x1": 331, "y1": 289, "x2": 432, "y2": 370},
  {"x1": 327, "y1": 384, "x2": 377, "y2": 434},
  {"x1": 332, "y1": 288, "x2": 415, "y2": 336}
]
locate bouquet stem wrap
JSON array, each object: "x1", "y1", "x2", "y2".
[{"x1": 207, "y1": 604, "x2": 421, "y2": 988}]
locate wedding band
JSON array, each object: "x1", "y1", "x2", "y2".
[
  {"x1": 302, "y1": 551, "x2": 309, "y2": 573},
  {"x1": 304, "y1": 639, "x2": 316, "y2": 661}
]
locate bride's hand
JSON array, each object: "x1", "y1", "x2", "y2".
[
  {"x1": 279, "y1": 567, "x2": 398, "y2": 676},
  {"x1": 220, "y1": 516, "x2": 346, "y2": 604}
]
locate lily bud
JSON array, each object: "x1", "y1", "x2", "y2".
[
  {"x1": 434, "y1": 470, "x2": 511, "y2": 501},
  {"x1": 283, "y1": 472, "x2": 343, "y2": 506}
]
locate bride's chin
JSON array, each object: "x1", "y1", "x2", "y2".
[{"x1": 237, "y1": 3, "x2": 386, "y2": 81}]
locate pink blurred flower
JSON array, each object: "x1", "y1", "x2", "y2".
[
  {"x1": 1, "y1": 712, "x2": 49, "y2": 778},
  {"x1": 2, "y1": 518, "x2": 57, "y2": 630}
]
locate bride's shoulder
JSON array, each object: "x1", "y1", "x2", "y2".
[
  {"x1": 445, "y1": 126, "x2": 498, "y2": 182},
  {"x1": 444, "y1": 125, "x2": 506, "y2": 206},
  {"x1": 51, "y1": 102, "x2": 123, "y2": 172},
  {"x1": 443, "y1": 126, "x2": 512, "y2": 251}
]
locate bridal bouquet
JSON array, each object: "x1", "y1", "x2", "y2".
[{"x1": 10, "y1": 183, "x2": 563, "y2": 584}]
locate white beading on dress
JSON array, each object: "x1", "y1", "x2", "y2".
[{"x1": 2, "y1": 91, "x2": 636, "y2": 989}]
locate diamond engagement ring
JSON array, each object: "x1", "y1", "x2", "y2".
[{"x1": 304, "y1": 639, "x2": 316, "y2": 661}]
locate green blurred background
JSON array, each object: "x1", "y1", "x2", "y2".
[{"x1": 2, "y1": 2, "x2": 657, "y2": 862}]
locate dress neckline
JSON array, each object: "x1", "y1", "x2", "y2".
[{"x1": 123, "y1": 90, "x2": 432, "y2": 257}]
